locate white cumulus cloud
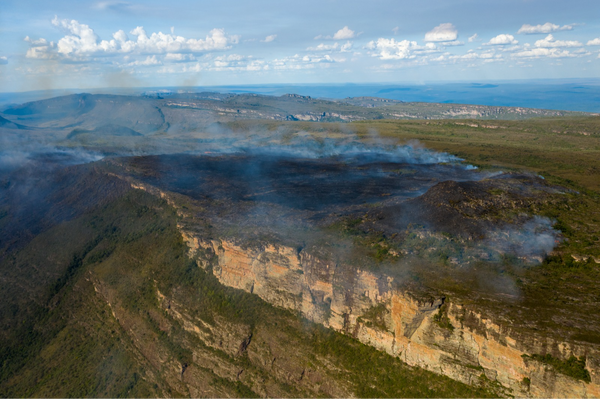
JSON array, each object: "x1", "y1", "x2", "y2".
[
  {"x1": 24, "y1": 36, "x2": 57, "y2": 59},
  {"x1": 587, "y1": 38, "x2": 600, "y2": 46},
  {"x1": 484, "y1": 34, "x2": 518, "y2": 45},
  {"x1": 517, "y1": 23, "x2": 574, "y2": 35},
  {"x1": 424, "y1": 23, "x2": 458, "y2": 42},
  {"x1": 164, "y1": 53, "x2": 195, "y2": 61},
  {"x1": 0, "y1": 56, "x2": 7, "y2": 65},
  {"x1": 468, "y1": 34, "x2": 478, "y2": 42},
  {"x1": 127, "y1": 25, "x2": 237, "y2": 53},
  {"x1": 367, "y1": 38, "x2": 421, "y2": 60},
  {"x1": 125, "y1": 55, "x2": 161, "y2": 66},
  {"x1": 307, "y1": 40, "x2": 353, "y2": 52},
  {"x1": 535, "y1": 34, "x2": 582, "y2": 48},
  {"x1": 25, "y1": 36, "x2": 50, "y2": 46},
  {"x1": 52, "y1": 17, "x2": 104, "y2": 55},
  {"x1": 449, "y1": 50, "x2": 497, "y2": 60},
  {"x1": 316, "y1": 26, "x2": 356, "y2": 40},
  {"x1": 26, "y1": 16, "x2": 239, "y2": 60},
  {"x1": 212, "y1": 54, "x2": 250, "y2": 68},
  {"x1": 333, "y1": 26, "x2": 355, "y2": 40},
  {"x1": 302, "y1": 54, "x2": 335, "y2": 63}
]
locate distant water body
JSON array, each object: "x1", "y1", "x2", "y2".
[{"x1": 1, "y1": 79, "x2": 599, "y2": 113}]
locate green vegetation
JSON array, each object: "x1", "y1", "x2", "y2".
[
  {"x1": 522, "y1": 354, "x2": 591, "y2": 382},
  {"x1": 433, "y1": 305, "x2": 455, "y2": 332},
  {"x1": 357, "y1": 303, "x2": 389, "y2": 331}
]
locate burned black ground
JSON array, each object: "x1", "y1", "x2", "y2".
[
  {"x1": 116, "y1": 153, "x2": 480, "y2": 211},
  {"x1": 113, "y1": 153, "x2": 560, "y2": 248}
]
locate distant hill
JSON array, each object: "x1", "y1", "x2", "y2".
[
  {"x1": 3, "y1": 80, "x2": 600, "y2": 112},
  {"x1": 2, "y1": 94, "x2": 166, "y2": 134},
  {"x1": 3, "y1": 93, "x2": 96, "y2": 118},
  {"x1": 0, "y1": 114, "x2": 28, "y2": 129}
]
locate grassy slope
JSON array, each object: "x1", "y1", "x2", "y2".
[{"x1": 0, "y1": 189, "x2": 492, "y2": 398}]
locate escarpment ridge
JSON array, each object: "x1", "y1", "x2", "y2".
[{"x1": 111, "y1": 152, "x2": 599, "y2": 398}]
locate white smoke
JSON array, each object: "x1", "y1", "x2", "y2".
[{"x1": 483, "y1": 216, "x2": 559, "y2": 263}]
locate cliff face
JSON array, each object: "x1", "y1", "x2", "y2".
[
  {"x1": 181, "y1": 231, "x2": 600, "y2": 398},
  {"x1": 121, "y1": 174, "x2": 599, "y2": 398}
]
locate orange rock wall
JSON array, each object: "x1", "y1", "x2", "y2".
[{"x1": 181, "y1": 233, "x2": 600, "y2": 398}]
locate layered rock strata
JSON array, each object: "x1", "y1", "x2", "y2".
[{"x1": 181, "y1": 232, "x2": 600, "y2": 398}]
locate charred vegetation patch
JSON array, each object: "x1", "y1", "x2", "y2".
[
  {"x1": 117, "y1": 153, "x2": 565, "y2": 272},
  {"x1": 119, "y1": 153, "x2": 474, "y2": 211}
]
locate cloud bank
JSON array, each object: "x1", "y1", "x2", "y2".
[
  {"x1": 10, "y1": 11, "x2": 600, "y2": 87},
  {"x1": 518, "y1": 23, "x2": 574, "y2": 35},
  {"x1": 25, "y1": 17, "x2": 239, "y2": 60},
  {"x1": 534, "y1": 34, "x2": 582, "y2": 48}
]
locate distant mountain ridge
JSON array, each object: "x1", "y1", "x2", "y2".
[
  {"x1": 3, "y1": 80, "x2": 600, "y2": 112},
  {"x1": 0, "y1": 92, "x2": 590, "y2": 141}
]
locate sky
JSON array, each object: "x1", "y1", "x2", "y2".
[{"x1": 1, "y1": 0, "x2": 600, "y2": 92}]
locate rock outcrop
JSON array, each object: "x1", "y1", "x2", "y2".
[{"x1": 180, "y1": 232, "x2": 600, "y2": 398}]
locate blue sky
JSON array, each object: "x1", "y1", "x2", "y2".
[{"x1": 1, "y1": 0, "x2": 600, "y2": 92}]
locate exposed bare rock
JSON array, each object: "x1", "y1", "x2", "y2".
[{"x1": 178, "y1": 232, "x2": 600, "y2": 398}]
